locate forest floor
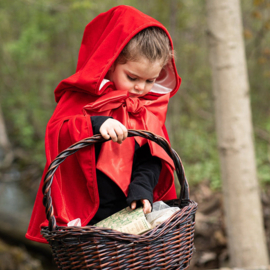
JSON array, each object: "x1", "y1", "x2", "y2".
[
  {"x1": 189, "y1": 180, "x2": 270, "y2": 269},
  {"x1": 1, "y1": 180, "x2": 270, "y2": 270}
]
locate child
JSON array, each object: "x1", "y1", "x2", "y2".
[{"x1": 26, "y1": 5, "x2": 181, "y2": 243}]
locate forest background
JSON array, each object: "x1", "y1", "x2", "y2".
[
  {"x1": 0, "y1": 0, "x2": 269, "y2": 269},
  {"x1": 1, "y1": 0, "x2": 269, "y2": 188}
]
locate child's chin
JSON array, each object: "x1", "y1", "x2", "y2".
[{"x1": 129, "y1": 93, "x2": 141, "y2": 98}]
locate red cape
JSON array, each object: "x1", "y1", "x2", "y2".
[{"x1": 26, "y1": 5, "x2": 181, "y2": 244}]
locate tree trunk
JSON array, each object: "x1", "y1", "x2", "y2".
[
  {"x1": 0, "y1": 104, "x2": 13, "y2": 169},
  {"x1": 169, "y1": 0, "x2": 177, "y2": 40},
  {"x1": 205, "y1": 0, "x2": 269, "y2": 267}
]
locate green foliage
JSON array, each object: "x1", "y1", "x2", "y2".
[{"x1": 0, "y1": 0, "x2": 269, "y2": 189}]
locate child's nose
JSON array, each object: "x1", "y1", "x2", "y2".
[{"x1": 135, "y1": 82, "x2": 145, "y2": 92}]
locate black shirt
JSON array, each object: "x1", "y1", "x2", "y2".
[{"x1": 89, "y1": 116, "x2": 162, "y2": 224}]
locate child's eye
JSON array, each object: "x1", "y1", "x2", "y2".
[
  {"x1": 146, "y1": 80, "x2": 154, "y2": 84},
  {"x1": 127, "y1": 75, "x2": 136, "y2": 81}
]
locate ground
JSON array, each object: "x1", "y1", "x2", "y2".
[
  {"x1": 189, "y1": 180, "x2": 270, "y2": 269},
  {"x1": 1, "y1": 180, "x2": 270, "y2": 270}
]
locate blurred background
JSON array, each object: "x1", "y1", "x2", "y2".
[{"x1": 0, "y1": 0, "x2": 269, "y2": 269}]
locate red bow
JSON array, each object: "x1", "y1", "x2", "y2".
[{"x1": 83, "y1": 90, "x2": 172, "y2": 195}]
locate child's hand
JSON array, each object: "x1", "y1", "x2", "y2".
[
  {"x1": 131, "y1": 199, "x2": 152, "y2": 214},
  {"x1": 99, "y1": 119, "x2": 128, "y2": 144}
]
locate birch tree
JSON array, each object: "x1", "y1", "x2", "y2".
[
  {"x1": 0, "y1": 104, "x2": 13, "y2": 169},
  {"x1": 205, "y1": 0, "x2": 269, "y2": 267}
]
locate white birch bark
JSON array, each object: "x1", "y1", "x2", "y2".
[
  {"x1": 205, "y1": 0, "x2": 269, "y2": 267},
  {"x1": 0, "y1": 104, "x2": 13, "y2": 168}
]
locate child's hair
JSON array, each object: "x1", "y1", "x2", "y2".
[{"x1": 116, "y1": 27, "x2": 173, "y2": 67}]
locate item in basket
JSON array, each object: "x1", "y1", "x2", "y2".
[
  {"x1": 94, "y1": 206, "x2": 152, "y2": 235},
  {"x1": 146, "y1": 201, "x2": 180, "y2": 228},
  {"x1": 67, "y1": 218, "x2": 81, "y2": 227}
]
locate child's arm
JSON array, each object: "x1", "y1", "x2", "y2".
[{"x1": 127, "y1": 143, "x2": 162, "y2": 214}]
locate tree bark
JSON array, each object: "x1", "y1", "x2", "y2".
[
  {"x1": 205, "y1": 0, "x2": 269, "y2": 267},
  {"x1": 169, "y1": 0, "x2": 177, "y2": 41},
  {"x1": 0, "y1": 104, "x2": 13, "y2": 169}
]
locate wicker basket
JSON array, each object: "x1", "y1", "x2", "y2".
[{"x1": 41, "y1": 130, "x2": 197, "y2": 270}]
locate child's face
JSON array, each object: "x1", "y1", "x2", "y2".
[{"x1": 108, "y1": 57, "x2": 163, "y2": 98}]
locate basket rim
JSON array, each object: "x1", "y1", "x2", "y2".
[{"x1": 41, "y1": 200, "x2": 198, "y2": 243}]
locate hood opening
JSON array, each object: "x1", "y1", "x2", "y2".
[{"x1": 54, "y1": 5, "x2": 181, "y2": 102}]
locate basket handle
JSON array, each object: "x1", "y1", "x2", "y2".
[{"x1": 42, "y1": 130, "x2": 190, "y2": 231}]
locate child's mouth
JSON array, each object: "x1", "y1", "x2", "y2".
[{"x1": 129, "y1": 93, "x2": 141, "y2": 98}]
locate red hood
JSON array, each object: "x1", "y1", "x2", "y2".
[{"x1": 54, "y1": 5, "x2": 181, "y2": 102}]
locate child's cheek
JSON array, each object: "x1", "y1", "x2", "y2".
[{"x1": 121, "y1": 80, "x2": 132, "y2": 92}]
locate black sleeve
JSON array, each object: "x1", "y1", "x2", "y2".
[
  {"x1": 91, "y1": 116, "x2": 112, "y2": 135},
  {"x1": 126, "y1": 142, "x2": 162, "y2": 208},
  {"x1": 91, "y1": 116, "x2": 113, "y2": 159}
]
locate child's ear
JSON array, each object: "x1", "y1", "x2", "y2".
[
  {"x1": 105, "y1": 63, "x2": 115, "y2": 80},
  {"x1": 109, "y1": 62, "x2": 116, "y2": 72}
]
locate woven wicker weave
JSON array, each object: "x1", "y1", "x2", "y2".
[{"x1": 41, "y1": 130, "x2": 197, "y2": 270}]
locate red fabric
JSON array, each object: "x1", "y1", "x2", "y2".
[
  {"x1": 26, "y1": 5, "x2": 181, "y2": 244},
  {"x1": 83, "y1": 90, "x2": 175, "y2": 198}
]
